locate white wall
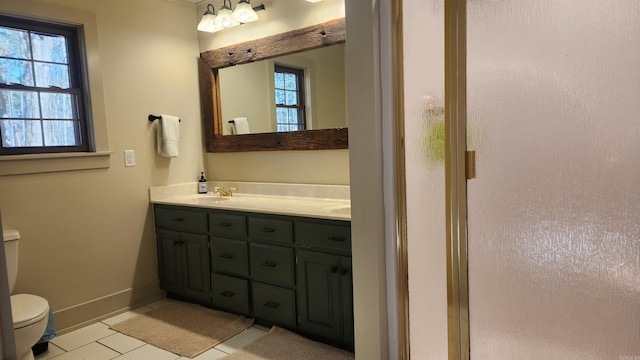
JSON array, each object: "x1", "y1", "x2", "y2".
[
  {"x1": 0, "y1": 0, "x2": 204, "y2": 331},
  {"x1": 346, "y1": 1, "x2": 390, "y2": 359}
]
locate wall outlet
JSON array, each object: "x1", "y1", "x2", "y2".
[{"x1": 124, "y1": 150, "x2": 136, "y2": 167}]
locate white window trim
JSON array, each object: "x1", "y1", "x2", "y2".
[
  {"x1": 0, "y1": 1, "x2": 111, "y2": 176},
  {"x1": 0, "y1": 151, "x2": 111, "y2": 176}
]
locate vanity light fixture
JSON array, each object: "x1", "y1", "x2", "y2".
[
  {"x1": 214, "y1": 0, "x2": 240, "y2": 29},
  {"x1": 305, "y1": 0, "x2": 323, "y2": 3},
  {"x1": 197, "y1": 4, "x2": 224, "y2": 33},
  {"x1": 232, "y1": 0, "x2": 259, "y2": 23},
  {"x1": 198, "y1": 1, "x2": 266, "y2": 33}
]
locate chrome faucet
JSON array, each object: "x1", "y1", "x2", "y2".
[{"x1": 214, "y1": 187, "x2": 234, "y2": 197}]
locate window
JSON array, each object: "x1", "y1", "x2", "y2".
[
  {"x1": 0, "y1": 15, "x2": 91, "y2": 155},
  {"x1": 274, "y1": 64, "x2": 305, "y2": 132}
]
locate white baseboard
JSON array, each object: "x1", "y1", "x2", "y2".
[{"x1": 53, "y1": 284, "x2": 164, "y2": 334}]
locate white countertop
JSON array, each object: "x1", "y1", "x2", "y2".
[{"x1": 149, "y1": 182, "x2": 351, "y2": 221}]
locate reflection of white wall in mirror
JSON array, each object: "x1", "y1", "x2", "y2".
[
  {"x1": 219, "y1": 44, "x2": 346, "y2": 135},
  {"x1": 309, "y1": 43, "x2": 346, "y2": 129},
  {"x1": 219, "y1": 61, "x2": 272, "y2": 135}
]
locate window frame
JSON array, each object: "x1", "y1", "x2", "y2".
[
  {"x1": 274, "y1": 64, "x2": 306, "y2": 132},
  {"x1": 0, "y1": 14, "x2": 93, "y2": 156}
]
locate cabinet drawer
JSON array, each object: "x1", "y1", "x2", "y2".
[
  {"x1": 155, "y1": 206, "x2": 207, "y2": 233},
  {"x1": 209, "y1": 213, "x2": 246, "y2": 238},
  {"x1": 249, "y1": 217, "x2": 293, "y2": 244},
  {"x1": 211, "y1": 274, "x2": 249, "y2": 315},
  {"x1": 250, "y1": 244, "x2": 294, "y2": 287},
  {"x1": 295, "y1": 222, "x2": 351, "y2": 253},
  {"x1": 211, "y1": 238, "x2": 249, "y2": 276},
  {"x1": 252, "y1": 282, "x2": 296, "y2": 328}
]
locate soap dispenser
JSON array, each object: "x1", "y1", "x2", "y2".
[{"x1": 198, "y1": 172, "x2": 208, "y2": 194}]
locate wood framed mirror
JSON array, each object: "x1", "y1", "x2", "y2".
[{"x1": 198, "y1": 18, "x2": 347, "y2": 153}]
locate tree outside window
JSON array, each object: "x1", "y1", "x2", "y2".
[
  {"x1": 0, "y1": 15, "x2": 91, "y2": 155},
  {"x1": 274, "y1": 64, "x2": 305, "y2": 132}
]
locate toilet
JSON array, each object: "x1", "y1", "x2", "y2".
[{"x1": 3, "y1": 230, "x2": 50, "y2": 360}]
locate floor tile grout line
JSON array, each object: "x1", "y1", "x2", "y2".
[
  {"x1": 47, "y1": 341, "x2": 116, "y2": 359},
  {"x1": 97, "y1": 337, "x2": 146, "y2": 356},
  {"x1": 50, "y1": 328, "x2": 118, "y2": 353}
]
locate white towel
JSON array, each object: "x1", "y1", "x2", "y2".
[
  {"x1": 157, "y1": 114, "x2": 180, "y2": 157},
  {"x1": 232, "y1": 117, "x2": 250, "y2": 135}
]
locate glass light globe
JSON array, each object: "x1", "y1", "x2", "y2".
[{"x1": 232, "y1": 1, "x2": 259, "y2": 23}]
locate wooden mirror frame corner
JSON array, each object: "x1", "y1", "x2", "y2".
[{"x1": 198, "y1": 18, "x2": 348, "y2": 153}]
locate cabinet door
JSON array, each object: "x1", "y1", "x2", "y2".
[
  {"x1": 296, "y1": 250, "x2": 342, "y2": 343},
  {"x1": 181, "y1": 233, "x2": 211, "y2": 302},
  {"x1": 340, "y1": 256, "x2": 354, "y2": 350},
  {"x1": 156, "y1": 229, "x2": 183, "y2": 295}
]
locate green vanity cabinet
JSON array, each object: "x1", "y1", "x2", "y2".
[
  {"x1": 155, "y1": 229, "x2": 211, "y2": 303},
  {"x1": 154, "y1": 205, "x2": 211, "y2": 303},
  {"x1": 296, "y1": 250, "x2": 354, "y2": 349},
  {"x1": 153, "y1": 204, "x2": 353, "y2": 350}
]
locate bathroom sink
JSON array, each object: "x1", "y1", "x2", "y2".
[{"x1": 194, "y1": 196, "x2": 230, "y2": 205}]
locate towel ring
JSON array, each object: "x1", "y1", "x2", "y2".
[{"x1": 149, "y1": 114, "x2": 181, "y2": 122}]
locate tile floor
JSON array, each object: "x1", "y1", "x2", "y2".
[{"x1": 34, "y1": 299, "x2": 269, "y2": 360}]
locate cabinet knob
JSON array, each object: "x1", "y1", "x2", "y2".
[
  {"x1": 340, "y1": 268, "x2": 349, "y2": 276},
  {"x1": 217, "y1": 222, "x2": 232, "y2": 228},
  {"x1": 261, "y1": 261, "x2": 277, "y2": 268},
  {"x1": 330, "y1": 266, "x2": 338, "y2": 274},
  {"x1": 171, "y1": 217, "x2": 185, "y2": 222},
  {"x1": 259, "y1": 227, "x2": 275, "y2": 233},
  {"x1": 220, "y1": 291, "x2": 234, "y2": 297},
  {"x1": 219, "y1": 253, "x2": 234, "y2": 259}
]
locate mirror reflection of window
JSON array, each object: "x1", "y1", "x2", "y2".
[
  {"x1": 217, "y1": 42, "x2": 346, "y2": 136},
  {"x1": 274, "y1": 65, "x2": 305, "y2": 132}
]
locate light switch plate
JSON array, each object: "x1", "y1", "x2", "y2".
[{"x1": 124, "y1": 150, "x2": 136, "y2": 167}]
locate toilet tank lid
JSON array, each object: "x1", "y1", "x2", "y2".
[{"x1": 3, "y1": 229, "x2": 19, "y2": 242}]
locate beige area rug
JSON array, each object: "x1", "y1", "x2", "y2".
[
  {"x1": 110, "y1": 301, "x2": 254, "y2": 358},
  {"x1": 220, "y1": 326, "x2": 354, "y2": 360}
]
